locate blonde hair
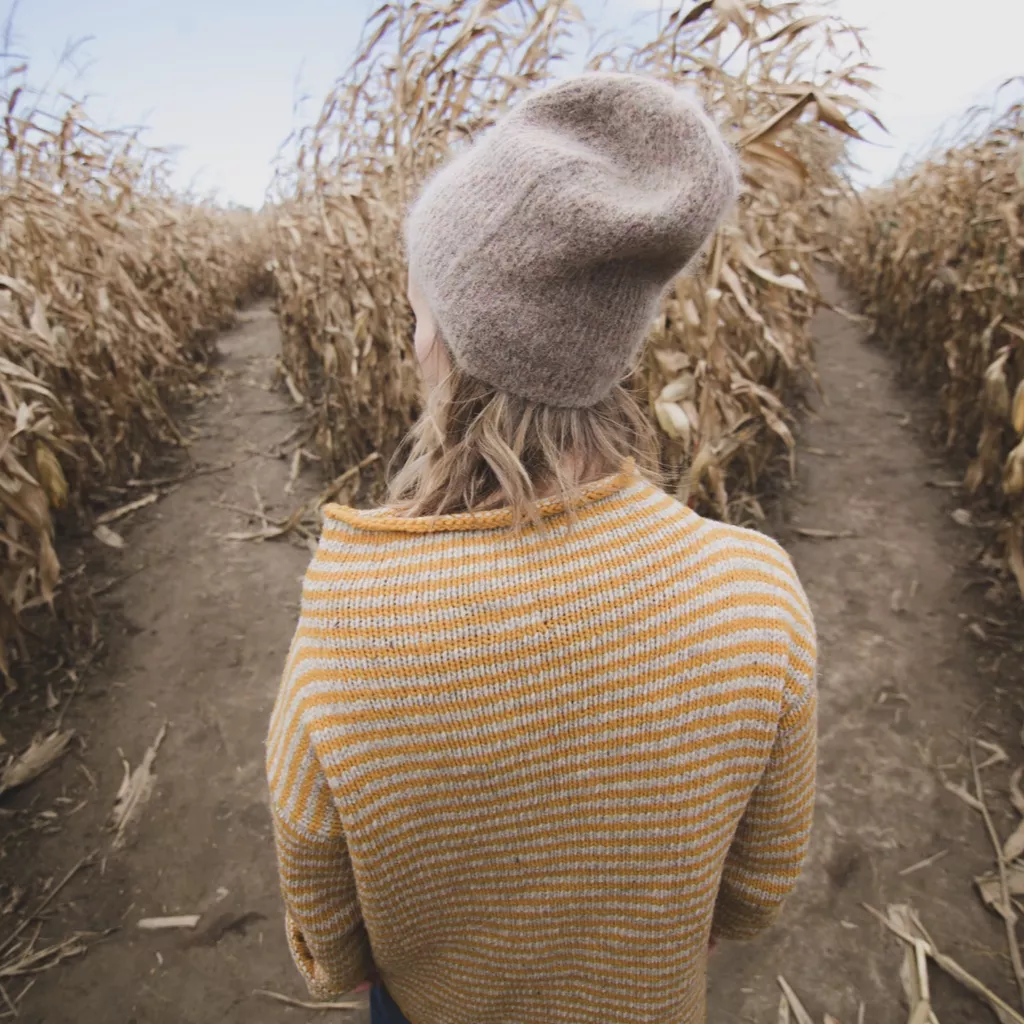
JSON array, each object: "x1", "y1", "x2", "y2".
[{"x1": 389, "y1": 360, "x2": 660, "y2": 525}]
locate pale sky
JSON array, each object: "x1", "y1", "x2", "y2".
[{"x1": 10, "y1": 0, "x2": 1024, "y2": 208}]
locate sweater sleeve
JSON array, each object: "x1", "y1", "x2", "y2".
[
  {"x1": 711, "y1": 607, "x2": 818, "y2": 942},
  {"x1": 267, "y1": 699, "x2": 372, "y2": 997}
]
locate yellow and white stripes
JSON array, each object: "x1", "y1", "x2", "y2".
[{"x1": 267, "y1": 467, "x2": 817, "y2": 1023}]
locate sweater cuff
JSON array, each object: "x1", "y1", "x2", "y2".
[
  {"x1": 710, "y1": 895, "x2": 781, "y2": 942},
  {"x1": 285, "y1": 914, "x2": 361, "y2": 1000}
]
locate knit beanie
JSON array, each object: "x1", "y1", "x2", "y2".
[{"x1": 406, "y1": 72, "x2": 739, "y2": 408}]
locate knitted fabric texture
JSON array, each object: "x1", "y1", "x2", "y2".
[
  {"x1": 406, "y1": 73, "x2": 739, "y2": 408},
  {"x1": 267, "y1": 469, "x2": 817, "y2": 1024}
]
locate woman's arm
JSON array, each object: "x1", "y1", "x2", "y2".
[
  {"x1": 268, "y1": 704, "x2": 373, "y2": 997},
  {"x1": 711, "y1": 602, "x2": 818, "y2": 942}
]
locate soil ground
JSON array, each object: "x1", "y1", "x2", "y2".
[{"x1": 2, "y1": 288, "x2": 1024, "y2": 1023}]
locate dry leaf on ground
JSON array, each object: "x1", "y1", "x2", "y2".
[
  {"x1": 0, "y1": 731, "x2": 73, "y2": 796},
  {"x1": 976, "y1": 865, "x2": 1024, "y2": 920},
  {"x1": 1005, "y1": 822, "x2": 1024, "y2": 864},
  {"x1": 92, "y1": 525, "x2": 126, "y2": 550},
  {"x1": 111, "y1": 722, "x2": 168, "y2": 849}
]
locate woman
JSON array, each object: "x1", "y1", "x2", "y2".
[{"x1": 266, "y1": 72, "x2": 817, "y2": 1024}]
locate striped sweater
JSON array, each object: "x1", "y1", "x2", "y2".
[{"x1": 266, "y1": 467, "x2": 817, "y2": 1024}]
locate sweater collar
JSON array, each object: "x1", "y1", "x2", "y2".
[{"x1": 325, "y1": 462, "x2": 641, "y2": 534}]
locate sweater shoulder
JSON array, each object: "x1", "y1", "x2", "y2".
[
  {"x1": 686, "y1": 510, "x2": 793, "y2": 570},
  {"x1": 681, "y1": 506, "x2": 804, "y2": 580},
  {"x1": 691, "y1": 516, "x2": 817, "y2": 707},
  {"x1": 680, "y1": 511, "x2": 815, "y2": 643}
]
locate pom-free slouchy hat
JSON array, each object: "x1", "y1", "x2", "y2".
[{"x1": 406, "y1": 72, "x2": 739, "y2": 408}]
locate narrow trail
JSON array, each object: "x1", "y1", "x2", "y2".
[{"x1": 5, "y1": 290, "x2": 1024, "y2": 1024}]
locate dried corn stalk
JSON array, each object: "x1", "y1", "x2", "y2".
[
  {"x1": 841, "y1": 99, "x2": 1024, "y2": 597},
  {"x1": 272, "y1": 0, "x2": 875, "y2": 516},
  {"x1": 0, "y1": 58, "x2": 272, "y2": 678}
]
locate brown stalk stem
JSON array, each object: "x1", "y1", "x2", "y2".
[
  {"x1": 864, "y1": 903, "x2": 1024, "y2": 1024},
  {"x1": 253, "y1": 988, "x2": 363, "y2": 1011},
  {"x1": 0, "y1": 982, "x2": 17, "y2": 1017},
  {"x1": 213, "y1": 501, "x2": 288, "y2": 527},
  {"x1": 315, "y1": 452, "x2": 381, "y2": 507},
  {"x1": 127, "y1": 457, "x2": 252, "y2": 488},
  {"x1": 0, "y1": 853, "x2": 94, "y2": 959},
  {"x1": 394, "y1": 0, "x2": 407, "y2": 213},
  {"x1": 970, "y1": 742, "x2": 1024, "y2": 1012},
  {"x1": 89, "y1": 565, "x2": 149, "y2": 599}
]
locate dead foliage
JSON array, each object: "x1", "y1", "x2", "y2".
[
  {"x1": 841, "y1": 95, "x2": 1024, "y2": 598},
  {"x1": 0, "y1": 56, "x2": 273, "y2": 682},
  {"x1": 770, "y1": 732, "x2": 1024, "y2": 1023},
  {"x1": 0, "y1": 854, "x2": 95, "y2": 999},
  {"x1": 778, "y1": 899, "x2": 1024, "y2": 1024},
  {"x1": 271, "y1": 0, "x2": 876, "y2": 516},
  {"x1": 0, "y1": 730, "x2": 72, "y2": 797},
  {"x1": 110, "y1": 722, "x2": 167, "y2": 850}
]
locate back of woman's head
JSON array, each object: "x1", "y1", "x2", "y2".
[
  {"x1": 393, "y1": 72, "x2": 738, "y2": 522},
  {"x1": 389, "y1": 360, "x2": 659, "y2": 522}
]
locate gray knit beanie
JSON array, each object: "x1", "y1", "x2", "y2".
[{"x1": 406, "y1": 72, "x2": 738, "y2": 408}]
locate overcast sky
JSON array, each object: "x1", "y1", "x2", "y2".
[{"x1": 10, "y1": 0, "x2": 1024, "y2": 208}]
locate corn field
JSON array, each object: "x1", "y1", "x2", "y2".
[
  {"x1": 841, "y1": 99, "x2": 1024, "y2": 598},
  {"x1": 270, "y1": 0, "x2": 875, "y2": 521},
  {"x1": 0, "y1": 58, "x2": 272, "y2": 679}
]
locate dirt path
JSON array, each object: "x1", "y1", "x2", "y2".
[{"x1": 4, "y1": 292, "x2": 1024, "y2": 1023}]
